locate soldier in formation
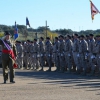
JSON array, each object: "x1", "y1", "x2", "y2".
[{"x1": 14, "y1": 34, "x2": 100, "y2": 76}]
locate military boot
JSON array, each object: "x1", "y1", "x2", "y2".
[
  {"x1": 75, "y1": 69, "x2": 80, "y2": 75},
  {"x1": 87, "y1": 70, "x2": 95, "y2": 76},
  {"x1": 81, "y1": 70, "x2": 86, "y2": 76}
]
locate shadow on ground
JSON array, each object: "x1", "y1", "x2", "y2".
[{"x1": 0, "y1": 68, "x2": 100, "y2": 94}]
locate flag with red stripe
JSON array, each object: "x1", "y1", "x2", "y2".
[{"x1": 90, "y1": 0, "x2": 100, "y2": 20}]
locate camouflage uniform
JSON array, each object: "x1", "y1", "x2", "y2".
[
  {"x1": 33, "y1": 41, "x2": 39, "y2": 70},
  {"x1": 79, "y1": 38, "x2": 88, "y2": 74},
  {"x1": 58, "y1": 39, "x2": 65, "y2": 72},
  {"x1": 53, "y1": 39, "x2": 60, "y2": 71},
  {"x1": 73, "y1": 38, "x2": 80, "y2": 72},
  {"x1": 64, "y1": 38, "x2": 73, "y2": 72},
  {"x1": 38, "y1": 41, "x2": 45, "y2": 70},
  {"x1": 16, "y1": 42, "x2": 23, "y2": 69},
  {"x1": 88, "y1": 38, "x2": 95, "y2": 71},
  {"x1": 45, "y1": 39, "x2": 53, "y2": 71},
  {"x1": 23, "y1": 42, "x2": 30, "y2": 69},
  {"x1": 29, "y1": 42, "x2": 34, "y2": 69}
]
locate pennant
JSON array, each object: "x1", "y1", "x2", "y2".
[
  {"x1": 90, "y1": 0, "x2": 100, "y2": 20},
  {"x1": 26, "y1": 17, "x2": 30, "y2": 27},
  {"x1": 14, "y1": 21, "x2": 18, "y2": 40}
]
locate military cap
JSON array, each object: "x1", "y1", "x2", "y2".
[
  {"x1": 67, "y1": 35, "x2": 71, "y2": 39},
  {"x1": 86, "y1": 35, "x2": 89, "y2": 37},
  {"x1": 74, "y1": 34, "x2": 78, "y2": 36},
  {"x1": 46, "y1": 37, "x2": 50, "y2": 40},
  {"x1": 34, "y1": 39, "x2": 37, "y2": 41},
  {"x1": 40, "y1": 37, "x2": 44, "y2": 40},
  {"x1": 4, "y1": 31, "x2": 10, "y2": 36},
  {"x1": 27, "y1": 40, "x2": 30, "y2": 42},
  {"x1": 89, "y1": 34, "x2": 94, "y2": 37},
  {"x1": 80, "y1": 35, "x2": 85, "y2": 38},
  {"x1": 59, "y1": 35, "x2": 64, "y2": 38}
]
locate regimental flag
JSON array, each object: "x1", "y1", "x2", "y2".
[
  {"x1": 26, "y1": 17, "x2": 30, "y2": 27},
  {"x1": 90, "y1": 0, "x2": 100, "y2": 20},
  {"x1": 14, "y1": 21, "x2": 18, "y2": 40}
]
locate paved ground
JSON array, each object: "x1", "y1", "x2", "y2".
[{"x1": 0, "y1": 67, "x2": 100, "y2": 100}]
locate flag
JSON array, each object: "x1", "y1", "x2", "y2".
[
  {"x1": 90, "y1": 0, "x2": 100, "y2": 20},
  {"x1": 14, "y1": 21, "x2": 18, "y2": 40},
  {"x1": 26, "y1": 17, "x2": 30, "y2": 27}
]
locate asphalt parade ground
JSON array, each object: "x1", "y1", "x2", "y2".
[{"x1": 0, "y1": 67, "x2": 100, "y2": 100}]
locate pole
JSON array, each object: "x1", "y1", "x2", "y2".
[{"x1": 46, "y1": 20, "x2": 47, "y2": 38}]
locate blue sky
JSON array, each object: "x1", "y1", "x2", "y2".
[{"x1": 0, "y1": 0, "x2": 100, "y2": 31}]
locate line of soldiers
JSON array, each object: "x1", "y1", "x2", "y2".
[{"x1": 15, "y1": 33, "x2": 100, "y2": 76}]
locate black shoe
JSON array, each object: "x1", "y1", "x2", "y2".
[{"x1": 10, "y1": 81, "x2": 15, "y2": 83}]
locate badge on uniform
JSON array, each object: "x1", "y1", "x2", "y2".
[{"x1": 77, "y1": 54, "x2": 80, "y2": 57}]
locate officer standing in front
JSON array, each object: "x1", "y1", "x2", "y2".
[{"x1": 0, "y1": 31, "x2": 17, "y2": 83}]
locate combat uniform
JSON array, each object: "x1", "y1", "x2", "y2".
[
  {"x1": 45, "y1": 40, "x2": 53, "y2": 71},
  {"x1": 58, "y1": 40, "x2": 65, "y2": 72},
  {"x1": 73, "y1": 38, "x2": 80, "y2": 73},
  {"x1": 64, "y1": 39, "x2": 73, "y2": 73},
  {"x1": 33, "y1": 41, "x2": 39, "y2": 70},
  {"x1": 53, "y1": 40, "x2": 60, "y2": 71},
  {"x1": 23, "y1": 42, "x2": 30, "y2": 69},
  {"x1": 39, "y1": 41, "x2": 45, "y2": 71},
  {"x1": 16, "y1": 41, "x2": 23, "y2": 69},
  {"x1": 88, "y1": 38, "x2": 95, "y2": 74},
  {"x1": 79, "y1": 39, "x2": 88, "y2": 75}
]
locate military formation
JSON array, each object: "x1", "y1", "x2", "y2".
[{"x1": 15, "y1": 34, "x2": 100, "y2": 76}]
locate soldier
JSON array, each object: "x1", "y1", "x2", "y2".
[
  {"x1": 94, "y1": 35, "x2": 100, "y2": 76},
  {"x1": 33, "y1": 39, "x2": 40, "y2": 70},
  {"x1": 88, "y1": 34, "x2": 95, "y2": 75},
  {"x1": 71, "y1": 35, "x2": 76, "y2": 72},
  {"x1": 79, "y1": 35, "x2": 88, "y2": 75},
  {"x1": 58, "y1": 35, "x2": 65, "y2": 72},
  {"x1": 29, "y1": 41, "x2": 34, "y2": 70},
  {"x1": 72, "y1": 34, "x2": 80, "y2": 74},
  {"x1": 23, "y1": 40, "x2": 30, "y2": 69},
  {"x1": 64, "y1": 35, "x2": 73, "y2": 73},
  {"x1": 45, "y1": 37, "x2": 53, "y2": 71},
  {"x1": 0, "y1": 31, "x2": 17, "y2": 83},
  {"x1": 53, "y1": 37, "x2": 60, "y2": 72},
  {"x1": 16, "y1": 41, "x2": 23, "y2": 69},
  {"x1": 39, "y1": 37, "x2": 45, "y2": 71},
  {"x1": 28, "y1": 40, "x2": 33, "y2": 69}
]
